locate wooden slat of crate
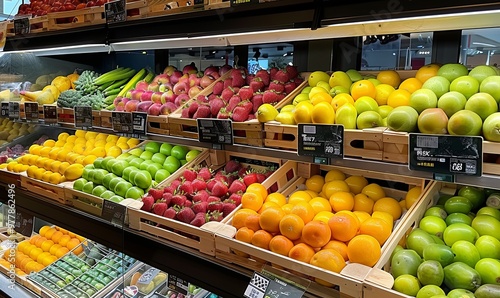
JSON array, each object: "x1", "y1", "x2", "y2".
[
  {"x1": 148, "y1": 0, "x2": 204, "y2": 17},
  {"x1": 47, "y1": 7, "x2": 105, "y2": 31},
  {"x1": 264, "y1": 123, "x2": 297, "y2": 150},
  {"x1": 232, "y1": 120, "x2": 264, "y2": 147},
  {"x1": 126, "y1": 0, "x2": 149, "y2": 20},
  {"x1": 0, "y1": 169, "x2": 22, "y2": 187},
  {"x1": 204, "y1": 0, "x2": 231, "y2": 9},
  {"x1": 364, "y1": 181, "x2": 452, "y2": 298},
  {"x1": 382, "y1": 130, "x2": 408, "y2": 164},
  {"x1": 6, "y1": 16, "x2": 49, "y2": 37},
  {"x1": 64, "y1": 187, "x2": 103, "y2": 217},
  {"x1": 147, "y1": 115, "x2": 169, "y2": 135},
  {"x1": 57, "y1": 108, "x2": 100, "y2": 127},
  {"x1": 482, "y1": 141, "x2": 500, "y2": 175},
  {"x1": 344, "y1": 128, "x2": 385, "y2": 161},
  {"x1": 20, "y1": 174, "x2": 72, "y2": 205}
]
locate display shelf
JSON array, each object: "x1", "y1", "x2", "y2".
[{"x1": 0, "y1": 271, "x2": 37, "y2": 298}]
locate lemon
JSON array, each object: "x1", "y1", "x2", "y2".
[
  {"x1": 275, "y1": 111, "x2": 296, "y2": 125},
  {"x1": 48, "y1": 172, "x2": 64, "y2": 185},
  {"x1": 54, "y1": 140, "x2": 65, "y2": 148},
  {"x1": 106, "y1": 135, "x2": 119, "y2": 143},
  {"x1": 116, "y1": 143, "x2": 129, "y2": 150},
  {"x1": 405, "y1": 186, "x2": 422, "y2": 209},
  {"x1": 58, "y1": 162, "x2": 70, "y2": 175},
  {"x1": 293, "y1": 101, "x2": 313, "y2": 124},
  {"x1": 64, "y1": 164, "x2": 84, "y2": 181},
  {"x1": 66, "y1": 135, "x2": 77, "y2": 143},
  {"x1": 375, "y1": 84, "x2": 395, "y2": 106},
  {"x1": 257, "y1": 104, "x2": 278, "y2": 123},
  {"x1": 84, "y1": 131, "x2": 98, "y2": 140},
  {"x1": 96, "y1": 133, "x2": 107, "y2": 140},
  {"x1": 50, "y1": 161, "x2": 62, "y2": 173},
  {"x1": 57, "y1": 132, "x2": 69, "y2": 141},
  {"x1": 127, "y1": 138, "x2": 140, "y2": 148},
  {"x1": 82, "y1": 155, "x2": 97, "y2": 166},
  {"x1": 43, "y1": 140, "x2": 56, "y2": 147},
  {"x1": 312, "y1": 102, "x2": 335, "y2": 124},
  {"x1": 42, "y1": 171, "x2": 53, "y2": 182},
  {"x1": 91, "y1": 147, "x2": 107, "y2": 158},
  {"x1": 75, "y1": 130, "x2": 86, "y2": 138},
  {"x1": 105, "y1": 146, "x2": 122, "y2": 158}
]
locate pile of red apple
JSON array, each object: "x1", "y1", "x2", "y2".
[
  {"x1": 179, "y1": 65, "x2": 303, "y2": 122},
  {"x1": 18, "y1": 0, "x2": 110, "y2": 16},
  {"x1": 114, "y1": 64, "x2": 231, "y2": 116},
  {"x1": 140, "y1": 159, "x2": 275, "y2": 227}
]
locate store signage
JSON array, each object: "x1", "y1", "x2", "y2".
[
  {"x1": 24, "y1": 102, "x2": 39, "y2": 122},
  {"x1": 112, "y1": 111, "x2": 132, "y2": 133},
  {"x1": 8, "y1": 102, "x2": 20, "y2": 120},
  {"x1": 74, "y1": 106, "x2": 93, "y2": 128},
  {"x1": 132, "y1": 112, "x2": 147, "y2": 135},
  {"x1": 0, "y1": 102, "x2": 8, "y2": 117},
  {"x1": 43, "y1": 105, "x2": 58, "y2": 124},
  {"x1": 409, "y1": 133, "x2": 482, "y2": 177},
  {"x1": 105, "y1": 0, "x2": 126, "y2": 24},
  {"x1": 197, "y1": 118, "x2": 233, "y2": 148},
  {"x1": 167, "y1": 274, "x2": 189, "y2": 295},
  {"x1": 244, "y1": 271, "x2": 305, "y2": 298},
  {"x1": 297, "y1": 124, "x2": 344, "y2": 163},
  {"x1": 101, "y1": 200, "x2": 126, "y2": 227},
  {"x1": 13, "y1": 17, "x2": 30, "y2": 35}
]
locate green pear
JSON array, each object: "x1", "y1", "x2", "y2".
[
  {"x1": 329, "y1": 71, "x2": 352, "y2": 89},
  {"x1": 335, "y1": 103, "x2": 357, "y2": 129}
]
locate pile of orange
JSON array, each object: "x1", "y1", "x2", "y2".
[
  {"x1": 233, "y1": 171, "x2": 423, "y2": 286},
  {"x1": 1, "y1": 225, "x2": 86, "y2": 275}
]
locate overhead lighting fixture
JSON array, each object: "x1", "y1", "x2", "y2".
[
  {"x1": 472, "y1": 42, "x2": 496, "y2": 47},
  {"x1": 5, "y1": 44, "x2": 110, "y2": 56}
]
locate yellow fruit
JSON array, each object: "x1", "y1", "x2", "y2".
[
  {"x1": 116, "y1": 143, "x2": 129, "y2": 150},
  {"x1": 257, "y1": 104, "x2": 279, "y2": 123},
  {"x1": 293, "y1": 101, "x2": 314, "y2": 124},
  {"x1": 311, "y1": 102, "x2": 335, "y2": 124},
  {"x1": 373, "y1": 197, "x2": 402, "y2": 221},
  {"x1": 74, "y1": 156, "x2": 85, "y2": 165},
  {"x1": 387, "y1": 89, "x2": 411, "y2": 108},
  {"x1": 361, "y1": 183, "x2": 386, "y2": 201},
  {"x1": 85, "y1": 131, "x2": 98, "y2": 140},
  {"x1": 310, "y1": 92, "x2": 332, "y2": 105},
  {"x1": 42, "y1": 171, "x2": 53, "y2": 182},
  {"x1": 58, "y1": 162, "x2": 70, "y2": 175},
  {"x1": 72, "y1": 146, "x2": 85, "y2": 155},
  {"x1": 74, "y1": 137, "x2": 86, "y2": 146},
  {"x1": 51, "y1": 76, "x2": 71, "y2": 92},
  {"x1": 374, "y1": 84, "x2": 395, "y2": 106},
  {"x1": 56, "y1": 150, "x2": 70, "y2": 162},
  {"x1": 54, "y1": 140, "x2": 65, "y2": 148},
  {"x1": 331, "y1": 93, "x2": 355, "y2": 111},
  {"x1": 48, "y1": 172, "x2": 64, "y2": 185},
  {"x1": 96, "y1": 133, "x2": 107, "y2": 140},
  {"x1": 376, "y1": 70, "x2": 401, "y2": 88},
  {"x1": 305, "y1": 175, "x2": 325, "y2": 193},
  {"x1": 105, "y1": 146, "x2": 121, "y2": 158},
  {"x1": 94, "y1": 140, "x2": 106, "y2": 148},
  {"x1": 34, "y1": 168, "x2": 45, "y2": 180},
  {"x1": 39, "y1": 147, "x2": 52, "y2": 157},
  {"x1": 399, "y1": 78, "x2": 423, "y2": 94},
  {"x1": 104, "y1": 142, "x2": 116, "y2": 152},
  {"x1": 117, "y1": 136, "x2": 129, "y2": 144},
  {"x1": 57, "y1": 132, "x2": 69, "y2": 141},
  {"x1": 127, "y1": 138, "x2": 140, "y2": 147},
  {"x1": 48, "y1": 148, "x2": 60, "y2": 160},
  {"x1": 29, "y1": 144, "x2": 42, "y2": 155},
  {"x1": 50, "y1": 161, "x2": 62, "y2": 173},
  {"x1": 324, "y1": 169, "x2": 346, "y2": 182},
  {"x1": 66, "y1": 135, "x2": 77, "y2": 143},
  {"x1": 64, "y1": 164, "x2": 84, "y2": 181},
  {"x1": 82, "y1": 155, "x2": 97, "y2": 166},
  {"x1": 344, "y1": 175, "x2": 369, "y2": 194},
  {"x1": 106, "y1": 135, "x2": 119, "y2": 143},
  {"x1": 43, "y1": 140, "x2": 56, "y2": 147},
  {"x1": 405, "y1": 186, "x2": 422, "y2": 209},
  {"x1": 75, "y1": 130, "x2": 86, "y2": 138}
]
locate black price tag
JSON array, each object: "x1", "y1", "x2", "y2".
[
  {"x1": 298, "y1": 124, "x2": 344, "y2": 161},
  {"x1": 244, "y1": 271, "x2": 305, "y2": 298},
  {"x1": 167, "y1": 274, "x2": 189, "y2": 295},
  {"x1": 1, "y1": 102, "x2": 8, "y2": 117},
  {"x1": 8, "y1": 102, "x2": 20, "y2": 120},
  {"x1": 14, "y1": 18, "x2": 30, "y2": 35},
  {"x1": 409, "y1": 134, "x2": 483, "y2": 176},
  {"x1": 15, "y1": 209, "x2": 34, "y2": 237},
  {"x1": 231, "y1": 0, "x2": 259, "y2": 6},
  {"x1": 43, "y1": 105, "x2": 58, "y2": 124},
  {"x1": 132, "y1": 112, "x2": 147, "y2": 135},
  {"x1": 197, "y1": 118, "x2": 233, "y2": 146},
  {"x1": 24, "y1": 102, "x2": 39, "y2": 122},
  {"x1": 112, "y1": 111, "x2": 133, "y2": 133},
  {"x1": 101, "y1": 200, "x2": 126, "y2": 227},
  {"x1": 74, "y1": 106, "x2": 93, "y2": 128},
  {"x1": 105, "y1": 0, "x2": 126, "y2": 23}
]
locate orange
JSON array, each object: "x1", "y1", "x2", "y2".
[
  {"x1": 265, "y1": 193, "x2": 287, "y2": 207},
  {"x1": 344, "y1": 175, "x2": 369, "y2": 195},
  {"x1": 313, "y1": 211, "x2": 335, "y2": 224},
  {"x1": 241, "y1": 192, "x2": 264, "y2": 212},
  {"x1": 322, "y1": 180, "x2": 350, "y2": 199},
  {"x1": 24, "y1": 261, "x2": 38, "y2": 273},
  {"x1": 359, "y1": 217, "x2": 391, "y2": 245},
  {"x1": 328, "y1": 212, "x2": 360, "y2": 242},
  {"x1": 310, "y1": 249, "x2": 346, "y2": 278},
  {"x1": 405, "y1": 186, "x2": 422, "y2": 210},
  {"x1": 51, "y1": 231, "x2": 64, "y2": 243},
  {"x1": 288, "y1": 190, "x2": 312, "y2": 205},
  {"x1": 331, "y1": 93, "x2": 355, "y2": 111},
  {"x1": 40, "y1": 240, "x2": 54, "y2": 252},
  {"x1": 73, "y1": 245, "x2": 83, "y2": 255},
  {"x1": 353, "y1": 211, "x2": 371, "y2": 224},
  {"x1": 251, "y1": 230, "x2": 273, "y2": 250},
  {"x1": 23, "y1": 245, "x2": 37, "y2": 256},
  {"x1": 43, "y1": 227, "x2": 57, "y2": 240},
  {"x1": 310, "y1": 92, "x2": 333, "y2": 105},
  {"x1": 353, "y1": 193, "x2": 375, "y2": 214},
  {"x1": 399, "y1": 199, "x2": 407, "y2": 210},
  {"x1": 66, "y1": 238, "x2": 80, "y2": 251},
  {"x1": 347, "y1": 234, "x2": 381, "y2": 267},
  {"x1": 258, "y1": 201, "x2": 280, "y2": 214},
  {"x1": 415, "y1": 63, "x2": 440, "y2": 83},
  {"x1": 29, "y1": 235, "x2": 41, "y2": 245},
  {"x1": 323, "y1": 240, "x2": 349, "y2": 261},
  {"x1": 371, "y1": 211, "x2": 394, "y2": 230},
  {"x1": 235, "y1": 227, "x2": 254, "y2": 243},
  {"x1": 20, "y1": 257, "x2": 32, "y2": 272},
  {"x1": 305, "y1": 175, "x2": 325, "y2": 193},
  {"x1": 35, "y1": 236, "x2": 47, "y2": 248},
  {"x1": 17, "y1": 241, "x2": 29, "y2": 253},
  {"x1": 387, "y1": 89, "x2": 411, "y2": 108},
  {"x1": 329, "y1": 191, "x2": 355, "y2": 212},
  {"x1": 325, "y1": 169, "x2": 346, "y2": 182},
  {"x1": 42, "y1": 255, "x2": 56, "y2": 266},
  {"x1": 373, "y1": 197, "x2": 402, "y2": 220},
  {"x1": 281, "y1": 203, "x2": 295, "y2": 215},
  {"x1": 288, "y1": 243, "x2": 316, "y2": 263},
  {"x1": 361, "y1": 183, "x2": 386, "y2": 201},
  {"x1": 36, "y1": 252, "x2": 51, "y2": 265},
  {"x1": 377, "y1": 70, "x2": 401, "y2": 88},
  {"x1": 246, "y1": 183, "x2": 268, "y2": 202},
  {"x1": 309, "y1": 197, "x2": 332, "y2": 214},
  {"x1": 58, "y1": 235, "x2": 72, "y2": 247},
  {"x1": 290, "y1": 202, "x2": 315, "y2": 224},
  {"x1": 374, "y1": 84, "x2": 395, "y2": 106},
  {"x1": 301, "y1": 220, "x2": 331, "y2": 248},
  {"x1": 269, "y1": 235, "x2": 294, "y2": 256},
  {"x1": 351, "y1": 80, "x2": 377, "y2": 100},
  {"x1": 49, "y1": 244, "x2": 62, "y2": 256},
  {"x1": 29, "y1": 248, "x2": 43, "y2": 261},
  {"x1": 38, "y1": 226, "x2": 51, "y2": 237},
  {"x1": 304, "y1": 190, "x2": 319, "y2": 199},
  {"x1": 259, "y1": 206, "x2": 285, "y2": 233},
  {"x1": 398, "y1": 77, "x2": 423, "y2": 94},
  {"x1": 244, "y1": 214, "x2": 261, "y2": 232},
  {"x1": 55, "y1": 247, "x2": 69, "y2": 258},
  {"x1": 279, "y1": 214, "x2": 304, "y2": 241}
]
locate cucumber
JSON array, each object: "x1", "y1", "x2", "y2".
[{"x1": 475, "y1": 284, "x2": 500, "y2": 298}]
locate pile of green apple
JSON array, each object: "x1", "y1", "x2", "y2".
[
  {"x1": 72, "y1": 141, "x2": 201, "y2": 203},
  {"x1": 390, "y1": 185, "x2": 500, "y2": 298}
]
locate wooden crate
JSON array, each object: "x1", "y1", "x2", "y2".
[
  {"x1": 65, "y1": 187, "x2": 104, "y2": 217},
  {"x1": 0, "y1": 169, "x2": 22, "y2": 188},
  {"x1": 47, "y1": 7, "x2": 105, "y2": 31},
  {"x1": 6, "y1": 16, "x2": 49, "y2": 37},
  {"x1": 98, "y1": 110, "x2": 112, "y2": 129},
  {"x1": 364, "y1": 181, "x2": 453, "y2": 298},
  {"x1": 482, "y1": 141, "x2": 500, "y2": 175},
  {"x1": 57, "y1": 108, "x2": 101, "y2": 127},
  {"x1": 20, "y1": 174, "x2": 72, "y2": 205},
  {"x1": 204, "y1": 0, "x2": 278, "y2": 10},
  {"x1": 147, "y1": 115, "x2": 169, "y2": 135},
  {"x1": 126, "y1": 0, "x2": 150, "y2": 21},
  {"x1": 382, "y1": 130, "x2": 409, "y2": 164},
  {"x1": 148, "y1": 0, "x2": 204, "y2": 17}
]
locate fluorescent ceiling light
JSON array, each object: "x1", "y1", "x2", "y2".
[
  {"x1": 6, "y1": 44, "x2": 110, "y2": 56},
  {"x1": 472, "y1": 42, "x2": 496, "y2": 47}
]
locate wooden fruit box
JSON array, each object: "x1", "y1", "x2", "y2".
[
  {"x1": 5, "y1": 16, "x2": 49, "y2": 37},
  {"x1": 47, "y1": 7, "x2": 105, "y2": 31},
  {"x1": 127, "y1": 149, "x2": 283, "y2": 256},
  {"x1": 19, "y1": 173, "x2": 73, "y2": 205},
  {"x1": 98, "y1": 110, "x2": 112, "y2": 129},
  {"x1": 359, "y1": 70, "x2": 417, "y2": 80},
  {"x1": 382, "y1": 130, "x2": 409, "y2": 164},
  {"x1": 126, "y1": 0, "x2": 150, "y2": 21},
  {"x1": 363, "y1": 181, "x2": 453, "y2": 298},
  {"x1": 0, "y1": 260, "x2": 30, "y2": 288},
  {"x1": 204, "y1": 0, "x2": 279, "y2": 10},
  {"x1": 57, "y1": 108, "x2": 101, "y2": 128},
  {"x1": 147, "y1": 115, "x2": 169, "y2": 135},
  {"x1": 0, "y1": 169, "x2": 22, "y2": 188},
  {"x1": 482, "y1": 141, "x2": 500, "y2": 175},
  {"x1": 214, "y1": 161, "x2": 432, "y2": 297},
  {"x1": 148, "y1": 0, "x2": 204, "y2": 17}
]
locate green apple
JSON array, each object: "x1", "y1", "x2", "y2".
[
  {"x1": 93, "y1": 157, "x2": 104, "y2": 169},
  {"x1": 308, "y1": 71, "x2": 330, "y2": 87},
  {"x1": 171, "y1": 145, "x2": 188, "y2": 160},
  {"x1": 151, "y1": 153, "x2": 167, "y2": 165},
  {"x1": 116, "y1": 153, "x2": 130, "y2": 160},
  {"x1": 422, "y1": 76, "x2": 450, "y2": 98},
  {"x1": 469, "y1": 65, "x2": 498, "y2": 83},
  {"x1": 92, "y1": 185, "x2": 107, "y2": 197},
  {"x1": 125, "y1": 186, "x2": 144, "y2": 200},
  {"x1": 387, "y1": 106, "x2": 419, "y2": 132},
  {"x1": 301, "y1": 86, "x2": 312, "y2": 94},
  {"x1": 437, "y1": 91, "x2": 467, "y2": 118},
  {"x1": 474, "y1": 258, "x2": 500, "y2": 285},
  {"x1": 100, "y1": 190, "x2": 114, "y2": 200},
  {"x1": 480, "y1": 75, "x2": 500, "y2": 102},
  {"x1": 163, "y1": 156, "x2": 181, "y2": 174},
  {"x1": 114, "y1": 181, "x2": 133, "y2": 198},
  {"x1": 82, "y1": 181, "x2": 95, "y2": 194},
  {"x1": 356, "y1": 111, "x2": 382, "y2": 129},
  {"x1": 444, "y1": 223, "x2": 479, "y2": 246},
  {"x1": 292, "y1": 93, "x2": 309, "y2": 105},
  {"x1": 105, "y1": 159, "x2": 118, "y2": 173},
  {"x1": 73, "y1": 178, "x2": 87, "y2": 191},
  {"x1": 417, "y1": 260, "x2": 444, "y2": 286},
  {"x1": 185, "y1": 150, "x2": 201, "y2": 162},
  {"x1": 335, "y1": 103, "x2": 357, "y2": 129},
  {"x1": 465, "y1": 92, "x2": 498, "y2": 120},
  {"x1": 329, "y1": 71, "x2": 352, "y2": 89},
  {"x1": 108, "y1": 195, "x2": 124, "y2": 203},
  {"x1": 329, "y1": 86, "x2": 349, "y2": 97},
  {"x1": 102, "y1": 173, "x2": 117, "y2": 189},
  {"x1": 393, "y1": 274, "x2": 421, "y2": 296},
  {"x1": 93, "y1": 169, "x2": 109, "y2": 185},
  {"x1": 159, "y1": 143, "x2": 173, "y2": 156},
  {"x1": 146, "y1": 162, "x2": 163, "y2": 178},
  {"x1": 133, "y1": 170, "x2": 153, "y2": 189},
  {"x1": 144, "y1": 142, "x2": 161, "y2": 153},
  {"x1": 129, "y1": 157, "x2": 144, "y2": 169},
  {"x1": 122, "y1": 166, "x2": 138, "y2": 182},
  {"x1": 437, "y1": 63, "x2": 468, "y2": 82},
  {"x1": 139, "y1": 160, "x2": 154, "y2": 171},
  {"x1": 417, "y1": 108, "x2": 448, "y2": 134},
  {"x1": 154, "y1": 169, "x2": 171, "y2": 183},
  {"x1": 316, "y1": 81, "x2": 331, "y2": 93},
  {"x1": 447, "y1": 110, "x2": 483, "y2": 136},
  {"x1": 108, "y1": 177, "x2": 125, "y2": 193},
  {"x1": 416, "y1": 285, "x2": 445, "y2": 298},
  {"x1": 391, "y1": 249, "x2": 422, "y2": 278},
  {"x1": 140, "y1": 151, "x2": 154, "y2": 161},
  {"x1": 111, "y1": 160, "x2": 129, "y2": 177},
  {"x1": 354, "y1": 96, "x2": 378, "y2": 114},
  {"x1": 367, "y1": 78, "x2": 380, "y2": 86},
  {"x1": 128, "y1": 148, "x2": 143, "y2": 157},
  {"x1": 410, "y1": 89, "x2": 438, "y2": 113},
  {"x1": 451, "y1": 240, "x2": 481, "y2": 268},
  {"x1": 450, "y1": 75, "x2": 479, "y2": 99}
]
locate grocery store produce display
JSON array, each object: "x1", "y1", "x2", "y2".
[
  {"x1": 20, "y1": 72, "x2": 77, "y2": 105},
  {"x1": 0, "y1": 119, "x2": 36, "y2": 145}
]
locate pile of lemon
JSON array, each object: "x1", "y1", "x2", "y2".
[{"x1": 1, "y1": 130, "x2": 140, "y2": 185}]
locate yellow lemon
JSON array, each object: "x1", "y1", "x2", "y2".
[
  {"x1": 312, "y1": 102, "x2": 335, "y2": 124},
  {"x1": 66, "y1": 135, "x2": 77, "y2": 143},
  {"x1": 74, "y1": 156, "x2": 85, "y2": 165},
  {"x1": 48, "y1": 148, "x2": 60, "y2": 160},
  {"x1": 43, "y1": 140, "x2": 56, "y2": 147},
  {"x1": 39, "y1": 147, "x2": 52, "y2": 157},
  {"x1": 104, "y1": 142, "x2": 116, "y2": 152},
  {"x1": 57, "y1": 132, "x2": 69, "y2": 141},
  {"x1": 117, "y1": 136, "x2": 129, "y2": 144},
  {"x1": 29, "y1": 144, "x2": 42, "y2": 155},
  {"x1": 116, "y1": 143, "x2": 129, "y2": 150},
  {"x1": 105, "y1": 146, "x2": 122, "y2": 158},
  {"x1": 75, "y1": 130, "x2": 86, "y2": 139},
  {"x1": 84, "y1": 131, "x2": 98, "y2": 140},
  {"x1": 54, "y1": 140, "x2": 65, "y2": 148},
  {"x1": 58, "y1": 162, "x2": 70, "y2": 175},
  {"x1": 293, "y1": 101, "x2": 314, "y2": 124},
  {"x1": 106, "y1": 135, "x2": 119, "y2": 143},
  {"x1": 127, "y1": 138, "x2": 140, "y2": 147},
  {"x1": 34, "y1": 168, "x2": 45, "y2": 180},
  {"x1": 94, "y1": 140, "x2": 106, "y2": 148},
  {"x1": 82, "y1": 155, "x2": 97, "y2": 166},
  {"x1": 64, "y1": 164, "x2": 84, "y2": 180},
  {"x1": 90, "y1": 147, "x2": 107, "y2": 158},
  {"x1": 96, "y1": 133, "x2": 107, "y2": 140},
  {"x1": 50, "y1": 161, "x2": 62, "y2": 173},
  {"x1": 331, "y1": 93, "x2": 355, "y2": 111},
  {"x1": 42, "y1": 171, "x2": 53, "y2": 182},
  {"x1": 74, "y1": 138, "x2": 86, "y2": 146},
  {"x1": 374, "y1": 84, "x2": 395, "y2": 106},
  {"x1": 48, "y1": 172, "x2": 64, "y2": 185},
  {"x1": 56, "y1": 150, "x2": 70, "y2": 162}
]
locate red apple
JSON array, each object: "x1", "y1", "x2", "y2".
[
  {"x1": 151, "y1": 92, "x2": 163, "y2": 104},
  {"x1": 204, "y1": 66, "x2": 219, "y2": 76},
  {"x1": 161, "y1": 91, "x2": 176, "y2": 104},
  {"x1": 160, "y1": 102, "x2": 178, "y2": 115},
  {"x1": 200, "y1": 75, "x2": 216, "y2": 88},
  {"x1": 137, "y1": 101, "x2": 153, "y2": 113},
  {"x1": 135, "y1": 80, "x2": 149, "y2": 91},
  {"x1": 140, "y1": 91, "x2": 153, "y2": 101},
  {"x1": 147, "y1": 82, "x2": 160, "y2": 92},
  {"x1": 183, "y1": 63, "x2": 198, "y2": 75},
  {"x1": 188, "y1": 73, "x2": 200, "y2": 87},
  {"x1": 220, "y1": 65, "x2": 233, "y2": 75},
  {"x1": 153, "y1": 74, "x2": 170, "y2": 84},
  {"x1": 163, "y1": 65, "x2": 177, "y2": 75},
  {"x1": 174, "y1": 94, "x2": 190, "y2": 107},
  {"x1": 125, "y1": 100, "x2": 140, "y2": 112},
  {"x1": 147, "y1": 103, "x2": 162, "y2": 116},
  {"x1": 178, "y1": 74, "x2": 189, "y2": 85},
  {"x1": 170, "y1": 70, "x2": 183, "y2": 84},
  {"x1": 130, "y1": 90, "x2": 143, "y2": 101},
  {"x1": 173, "y1": 82, "x2": 188, "y2": 95},
  {"x1": 188, "y1": 86, "x2": 203, "y2": 98}
]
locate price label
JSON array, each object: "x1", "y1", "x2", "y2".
[
  {"x1": 24, "y1": 102, "x2": 39, "y2": 122},
  {"x1": 244, "y1": 271, "x2": 305, "y2": 298},
  {"x1": 43, "y1": 105, "x2": 58, "y2": 124},
  {"x1": 8, "y1": 102, "x2": 20, "y2": 120},
  {"x1": 15, "y1": 209, "x2": 34, "y2": 237},
  {"x1": 101, "y1": 200, "x2": 126, "y2": 227},
  {"x1": 297, "y1": 124, "x2": 343, "y2": 161},
  {"x1": 105, "y1": 0, "x2": 126, "y2": 23},
  {"x1": 409, "y1": 134, "x2": 482, "y2": 176},
  {"x1": 197, "y1": 118, "x2": 233, "y2": 146},
  {"x1": 13, "y1": 17, "x2": 30, "y2": 35},
  {"x1": 132, "y1": 112, "x2": 147, "y2": 135},
  {"x1": 168, "y1": 274, "x2": 189, "y2": 295},
  {"x1": 74, "y1": 106, "x2": 93, "y2": 128},
  {"x1": 1, "y1": 102, "x2": 8, "y2": 117},
  {"x1": 112, "y1": 111, "x2": 133, "y2": 133}
]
